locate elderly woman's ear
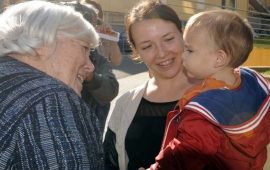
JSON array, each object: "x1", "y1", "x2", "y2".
[{"x1": 35, "y1": 45, "x2": 54, "y2": 59}]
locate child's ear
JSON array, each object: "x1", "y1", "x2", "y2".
[{"x1": 215, "y1": 50, "x2": 229, "y2": 68}]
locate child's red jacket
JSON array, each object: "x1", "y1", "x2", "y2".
[{"x1": 150, "y1": 68, "x2": 270, "y2": 170}]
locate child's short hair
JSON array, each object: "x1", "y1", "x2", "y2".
[{"x1": 185, "y1": 10, "x2": 253, "y2": 68}]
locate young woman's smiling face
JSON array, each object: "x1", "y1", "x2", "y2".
[{"x1": 131, "y1": 19, "x2": 184, "y2": 79}]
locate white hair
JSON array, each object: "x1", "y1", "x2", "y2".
[{"x1": 0, "y1": 0, "x2": 99, "y2": 56}]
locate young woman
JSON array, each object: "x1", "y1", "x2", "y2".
[{"x1": 103, "y1": 1, "x2": 199, "y2": 169}]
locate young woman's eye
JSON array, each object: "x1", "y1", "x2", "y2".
[
  {"x1": 184, "y1": 48, "x2": 193, "y2": 53},
  {"x1": 165, "y1": 37, "x2": 174, "y2": 42},
  {"x1": 141, "y1": 45, "x2": 151, "y2": 50}
]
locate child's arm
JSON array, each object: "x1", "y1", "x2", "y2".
[{"x1": 150, "y1": 111, "x2": 225, "y2": 170}]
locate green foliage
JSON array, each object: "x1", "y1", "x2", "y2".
[
  {"x1": 254, "y1": 37, "x2": 270, "y2": 46},
  {"x1": 261, "y1": 69, "x2": 270, "y2": 75},
  {"x1": 253, "y1": 68, "x2": 270, "y2": 80}
]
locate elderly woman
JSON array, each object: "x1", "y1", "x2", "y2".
[{"x1": 0, "y1": 1, "x2": 104, "y2": 169}]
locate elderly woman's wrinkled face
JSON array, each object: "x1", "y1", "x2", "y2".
[{"x1": 47, "y1": 37, "x2": 94, "y2": 96}]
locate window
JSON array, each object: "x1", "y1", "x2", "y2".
[
  {"x1": 228, "y1": 0, "x2": 236, "y2": 9},
  {"x1": 221, "y1": 0, "x2": 236, "y2": 9}
]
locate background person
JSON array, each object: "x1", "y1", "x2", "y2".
[
  {"x1": 103, "y1": 0, "x2": 200, "y2": 169},
  {"x1": 65, "y1": 1, "x2": 119, "y2": 132},
  {"x1": 83, "y1": 0, "x2": 122, "y2": 66},
  {"x1": 148, "y1": 9, "x2": 270, "y2": 170},
  {"x1": 0, "y1": 1, "x2": 104, "y2": 169}
]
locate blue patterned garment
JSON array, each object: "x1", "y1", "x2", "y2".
[{"x1": 0, "y1": 56, "x2": 104, "y2": 169}]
